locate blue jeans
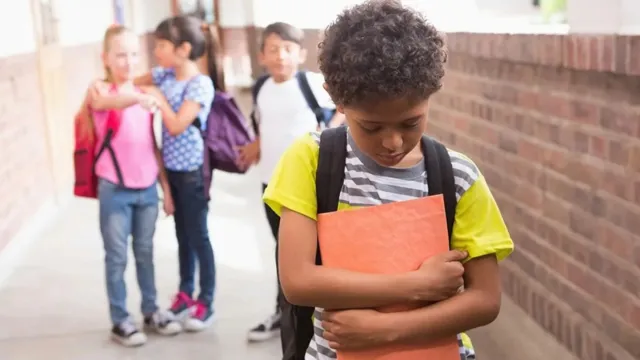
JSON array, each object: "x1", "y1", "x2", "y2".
[
  {"x1": 167, "y1": 167, "x2": 216, "y2": 307},
  {"x1": 98, "y1": 178, "x2": 159, "y2": 325}
]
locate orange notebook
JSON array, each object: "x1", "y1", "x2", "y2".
[{"x1": 317, "y1": 195, "x2": 460, "y2": 360}]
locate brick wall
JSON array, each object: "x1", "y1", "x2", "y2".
[
  {"x1": 0, "y1": 33, "x2": 152, "y2": 253},
  {"x1": 428, "y1": 33, "x2": 640, "y2": 360}
]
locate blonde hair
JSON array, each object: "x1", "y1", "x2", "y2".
[{"x1": 77, "y1": 24, "x2": 132, "y2": 142}]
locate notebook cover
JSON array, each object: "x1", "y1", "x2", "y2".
[{"x1": 317, "y1": 195, "x2": 461, "y2": 360}]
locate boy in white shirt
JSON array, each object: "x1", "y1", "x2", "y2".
[{"x1": 238, "y1": 21, "x2": 344, "y2": 347}]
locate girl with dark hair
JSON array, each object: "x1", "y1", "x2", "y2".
[{"x1": 132, "y1": 15, "x2": 220, "y2": 332}]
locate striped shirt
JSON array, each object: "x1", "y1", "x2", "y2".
[{"x1": 306, "y1": 132, "x2": 478, "y2": 360}]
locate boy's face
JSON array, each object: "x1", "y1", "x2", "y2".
[
  {"x1": 341, "y1": 97, "x2": 430, "y2": 168},
  {"x1": 260, "y1": 33, "x2": 306, "y2": 80}
]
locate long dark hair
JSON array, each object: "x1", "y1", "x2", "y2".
[{"x1": 155, "y1": 15, "x2": 225, "y2": 92}]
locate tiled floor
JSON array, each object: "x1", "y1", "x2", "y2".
[{"x1": 0, "y1": 137, "x2": 578, "y2": 360}]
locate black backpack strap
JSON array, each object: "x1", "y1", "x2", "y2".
[
  {"x1": 316, "y1": 126, "x2": 348, "y2": 215},
  {"x1": 421, "y1": 136, "x2": 457, "y2": 240},
  {"x1": 281, "y1": 126, "x2": 348, "y2": 360},
  {"x1": 93, "y1": 129, "x2": 124, "y2": 186},
  {"x1": 296, "y1": 71, "x2": 324, "y2": 126},
  {"x1": 250, "y1": 74, "x2": 270, "y2": 135}
]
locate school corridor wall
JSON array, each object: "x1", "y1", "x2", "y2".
[{"x1": 0, "y1": 0, "x2": 168, "y2": 255}]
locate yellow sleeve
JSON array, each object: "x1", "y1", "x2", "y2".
[
  {"x1": 263, "y1": 133, "x2": 319, "y2": 220},
  {"x1": 451, "y1": 174, "x2": 514, "y2": 262}
]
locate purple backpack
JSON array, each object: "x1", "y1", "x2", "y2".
[{"x1": 201, "y1": 90, "x2": 254, "y2": 197}]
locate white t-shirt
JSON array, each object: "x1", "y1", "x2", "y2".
[{"x1": 256, "y1": 72, "x2": 335, "y2": 184}]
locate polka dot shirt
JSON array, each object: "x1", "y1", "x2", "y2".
[{"x1": 152, "y1": 66, "x2": 215, "y2": 172}]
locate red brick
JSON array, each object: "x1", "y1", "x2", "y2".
[{"x1": 627, "y1": 36, "x2": 640, "y2": 75}]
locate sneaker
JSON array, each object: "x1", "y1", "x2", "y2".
[
  {"x1": 144, "y1": 309, "x2": 182, "y2": 336},
  {"x1": 169, "y1": 292, "x2": 195, "y2": 320},
  {"x1": 247, "y1": 312, "x2": 281, "y2": 342},
  {"x1": 184, "y1": 301, "x2": 214, "y2": 332},
  {"x1": 111, "y1": 320, "x2": 147, "y2": 347}
]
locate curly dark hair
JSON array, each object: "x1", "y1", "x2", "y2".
[{"x1": 318, "y1": 0, "x2": 447, "y2": 106}]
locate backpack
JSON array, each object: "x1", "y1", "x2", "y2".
[
  {"x1": 195, "y1": 89, "x2": 255, "y2": 199},
  {"x1": 249, "y1": 71, "x2": 336, "y2": 135},
  {"x1": 73, "y1": 108, "x2": 124, "y2": 199},
  {"x1": 280, "y1": 126, "x2": 458, "y2": 360}
]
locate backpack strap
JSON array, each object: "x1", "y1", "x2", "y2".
[
  {"x1": 250, "y1": 74, "x2": 270, "y2": 135},
  {"x1": 316, "y1": 126, "x2": 348, "y2": 264},
  {"x1": 182, "y1": 76, "x2": 206, "y2": 131},
  {"x1": 421, "y1": 136, "x2": 457, "y2": 240},
  {"x1": 93, "y1": 129, "x2": 124, "y2": 186},
  {"x1": 296, "y1": 71, "x2": 324, "y2": 126}
]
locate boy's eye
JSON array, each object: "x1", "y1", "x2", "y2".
[
  {"x1": 402, "y1": 121, "x2": 419, "y2": 129},
  {"x1": 360, "y1": 124, "x2": 381, "y2": 133}
]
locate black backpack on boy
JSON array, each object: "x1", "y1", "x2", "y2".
[
  {"x1": 250, "y1": 71, "x2": 336, "y2": 135},
  {"x1": 280, "y1": 126, "x2": 458, "y2": 360}
]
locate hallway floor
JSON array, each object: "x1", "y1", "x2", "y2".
[{"x1": 0, "y1": 166, "x2": 577, "y2": 360}]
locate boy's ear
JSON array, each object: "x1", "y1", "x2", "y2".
[{"x1": 258, "y1": 50, "x2": 266, "y2": 66}]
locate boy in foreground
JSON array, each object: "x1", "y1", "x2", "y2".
[{"x1": 264, "y1": 1, "x2": 514, "y2": 359}]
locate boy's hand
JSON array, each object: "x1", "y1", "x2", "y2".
[
  {"x1": 236, "y1": 140, "x2": 260, "y2": 166},
  {"x1": 321, "y1": 309, "x2": 393, "y2": 350},
  {"x1": 163, "y1": 193, "x2": 175, "y2": 216},
  {"x1": 411, "y1": 250, "x2": 467, "y2": 302}
]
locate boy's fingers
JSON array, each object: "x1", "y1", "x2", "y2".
[{"x1": 440, "y1": 250, "x2": 468, "y2": 262}]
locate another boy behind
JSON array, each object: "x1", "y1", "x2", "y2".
[{"x1": 239, "y1": 22, "x2": 344, "y2": 344}]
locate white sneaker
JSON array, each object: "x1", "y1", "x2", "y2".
[
  {"x1": 144, "y1": 310, "x2": 182, "y2": 336},
  {"x1": 183, "y1": 302, "x2": 215, "y2": 332},
  {"x1": 111, "y1": 320, "x2": 147, "y2": 347},
  {"x1": 247, "y1": 312, "x2": 281, "y2": 342}
]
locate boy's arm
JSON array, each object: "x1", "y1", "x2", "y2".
[
  {"x1": 279, "y1": 208, "x2": 419, "y2": 309},
  {"x1": 279, "y1": 205, "x2": 465, "y2": 310},
  {"x1": 383, "y1": 255, "x2": 501, "y2": 345}
]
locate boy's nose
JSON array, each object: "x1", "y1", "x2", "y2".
[{"x1": 381, "y1": 132, "x2": 403, "y2": 152}]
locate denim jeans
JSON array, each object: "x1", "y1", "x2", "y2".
[
  {"x1": 167, "y1": 167, "x2": 216, "y2": 307},
  {"x1": 98, "y1": 178, "x2": 159, "y2": 325}
]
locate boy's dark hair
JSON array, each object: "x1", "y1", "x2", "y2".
[
  {"x1": 155, "y1": 16, "x2": 225, "y2": 91},
  {"x1": 318, "y1": 0, "x2": 447, "y2": 106},
  {"x1": 260, "y1": 22, "x2": 304, "y2": 50}
]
